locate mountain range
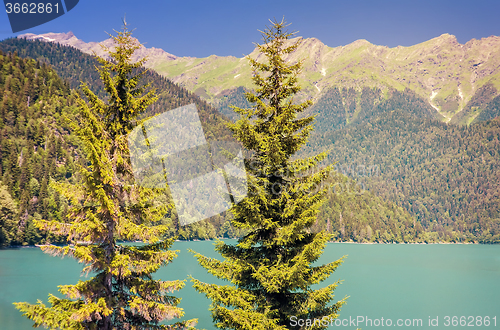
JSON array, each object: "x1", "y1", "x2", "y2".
[
  {"x1": 18, "y1": 31, "x2": 500, "y2": 124},
  {"x1": 1, "y1": 32, "x2": 499, "y2": 245}
]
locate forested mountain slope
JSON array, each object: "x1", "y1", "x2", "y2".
[
  {"x1": 0, "y1": 39, "x2": 439, "y2": 246},
  {"x1": 0, "y1": 38, "x2": 231, "y2": 141},
  {"x1": 0, "y1": 50, "x2": 80, "y2": 246},
  {"x1": 218, "y1": 85, "x2": 500, "y2": 243},
  {"x1": 0, "y1": 40, "x2": 234, "y2": 246},
  {"x1": 300, "y1": 88, "x2": 500, "y2": 243},
  {"x1": 1, "y1": 37, "x2": 498, "y2": 246}
]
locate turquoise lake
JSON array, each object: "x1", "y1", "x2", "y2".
[{"x1": 1, "y1": 241, "x2": 499, "y2": 329}]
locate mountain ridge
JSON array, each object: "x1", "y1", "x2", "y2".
[
  {"x1": 19, "y1": 31, "x2": 181, "y2": 64},
  {"x1": 16, "y1": 31, "x2": 500, "y2": 123}
]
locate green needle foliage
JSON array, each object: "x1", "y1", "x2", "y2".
[
  {"x1": 14, "y1": 23, "x2": 196, "y2": 330},
  {"x1": 191, "y1": 18, "x2": 346, "y2": 330}
]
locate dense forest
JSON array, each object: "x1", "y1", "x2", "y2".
[
  {"x1": 0, "y1": 37, "x2": 499, "y2": 247},
  {"x1": 302, "y1": 88, "x2": 500, "y2": 243},
  {"x1": 0, "y1": 38, "x2": 232, "y2": 139},
  {"x1": 0, "y1": 50, "x2": 78, "y2": 246},
  {"x1": 0, "y1": 42, "x2": 239, "y2": 247},
  {"x1": 218, "y1": 86, "x2": 500, "y2": 243}
]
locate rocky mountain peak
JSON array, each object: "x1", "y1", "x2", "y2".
[
  {"x1": 19, "y1": 31, "x2": 75, "y2": 43},
  {"x1": 349, "y1": 39, "x2": 372, "y2": 47},
  {"x1": 299, "y1": 37, "x2": 324, "y2": 46},
  {"x1": 419, "y1": 33, "x2": 460, "y2": 51},
  {"x1": 436, "y1": 33, "x2": 457, "y2": 40},
  {"x1": 18, "y1": 31, "x2": 180, "y2": 64}
]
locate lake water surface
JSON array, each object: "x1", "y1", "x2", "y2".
[{"x1": 1, "y1": 241, "x2": 499, "y2": 329}]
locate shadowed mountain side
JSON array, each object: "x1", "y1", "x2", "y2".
[
  {"x1": 450, "y1": 83, "x2": 500, "y2": 124},
  {"x1": 0, "y1": 37, "x2": 232, "y2": 143},
  {"x1": 474, "y1": 94, "x2": 500, "y2": 122},
  {"x1": 300, "y1": 106, "x2": 500, "y2": 243}
]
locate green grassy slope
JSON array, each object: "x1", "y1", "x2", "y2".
[{"x1": 150, "y1": 34, "x2": 500, "y2": 124}]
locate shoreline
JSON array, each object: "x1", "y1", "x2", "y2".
[
  {"x1": 328, "y1": 241, "x2": 480, "y2": 245},
  {"x1": 1, "y1": 240, "x2": 489, "y2": 250}
]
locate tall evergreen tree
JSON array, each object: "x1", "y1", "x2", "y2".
[
  {"x1": 14, "y1": 23, "x2": 196, "y2": 329},
  {"x1": 191, "y1": 19, "x2": 346, "y2": 329}
]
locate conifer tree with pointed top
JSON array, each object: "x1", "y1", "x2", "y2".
[
  {"x1": 14, "y1": 22, "x2": 196, "y2": 330},
  {"x1": 191, "y1": 18, "x2": 346, "y2": 330}
]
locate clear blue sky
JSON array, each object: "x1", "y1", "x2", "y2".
[{"x1": 1, "y1": 0, "x2": 499, "y2": 57}]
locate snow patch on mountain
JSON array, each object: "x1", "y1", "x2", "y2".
[{"x1": 429, "y1": 91, "x2": 440, "y2": 111}]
